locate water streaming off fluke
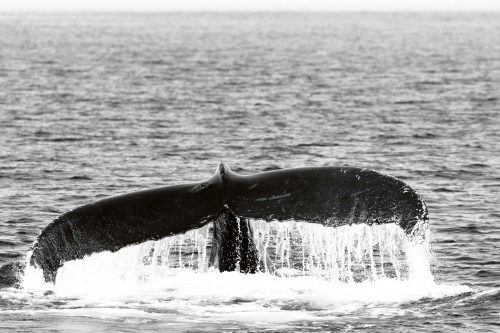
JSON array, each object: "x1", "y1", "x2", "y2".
[{"x1": 21, "y1": 221, "x2": 433, "y2": 292}]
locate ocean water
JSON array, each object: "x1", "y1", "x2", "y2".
[{"x1": 0, "y1": 12, "x2": 499, "y2": 332}]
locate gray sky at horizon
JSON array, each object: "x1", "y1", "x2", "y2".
[{"x1": 1, "y1": 0, "x2": 500, "y2": 11}]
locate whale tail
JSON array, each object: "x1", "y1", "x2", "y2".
[{"x1": 4, "y1": 164, "x2": 428, "y2": 284}]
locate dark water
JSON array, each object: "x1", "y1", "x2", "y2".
[{"x1": 0, "y1": 12, "x2": 499, "y2": 332}]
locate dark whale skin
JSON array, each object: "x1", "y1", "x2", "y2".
[{"x1": 28, "y1": 163, "x2": 428, "y2": 282}]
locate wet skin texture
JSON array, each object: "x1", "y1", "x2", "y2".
[{"x1": 21, "y1": 163, "x2": 428, "y2": 283}]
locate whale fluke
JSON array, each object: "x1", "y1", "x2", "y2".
[{"x1": 25, "y1": 164, "x2": 428, "y2": 283}]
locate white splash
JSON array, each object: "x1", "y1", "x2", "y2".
[
  {"x1": 23, "y1": 222, "x2": 432, "y2": 290},
  {"x1": 251, "y1": 221, "x2": 427, "y2": 283},
  {"x1": 22, "y1": 224, "x2": 215, "y2": 293},
  {"x1": 18, "y1": 220, "x2": 469, "y2": 317}
]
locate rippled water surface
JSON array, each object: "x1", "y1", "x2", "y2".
[{"x1": 0, "y1": 12, "x2": 499, "y2": 332}]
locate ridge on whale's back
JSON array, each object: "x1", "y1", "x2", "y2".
[{"x1": 19, "y1": 164, "x2": 428, "y2": 284}]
